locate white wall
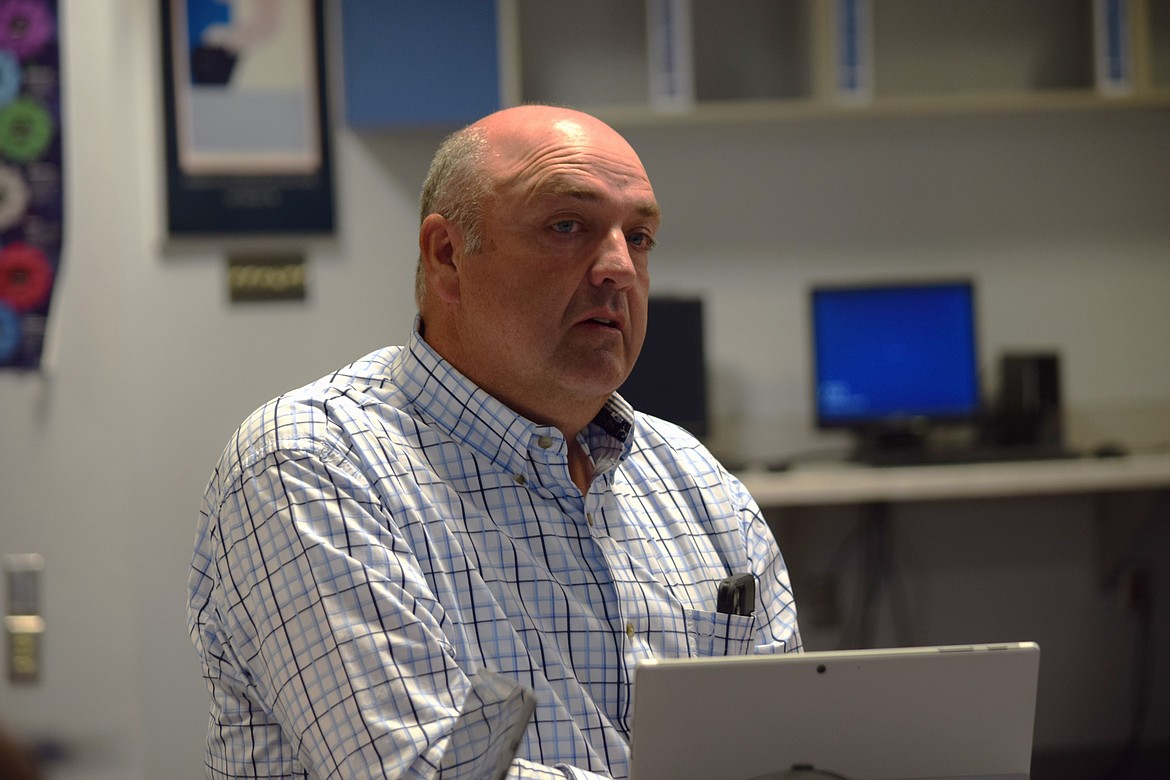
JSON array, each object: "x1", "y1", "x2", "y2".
[{"x1": 0, "y1": 3, "x2": 1167, "y2": 778}]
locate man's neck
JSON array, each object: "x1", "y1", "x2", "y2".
[{"x1": 566, "y1": 435, "x2": 594, "y2": 496}]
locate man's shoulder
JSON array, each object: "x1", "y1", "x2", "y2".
[
  {"x1": 222, "y1": 346, "x2": 410, "y2": 471},
  {"x1": 625, "y1": 412, "x2": 728, "y2": 480},
  {"x1": 628, "y1": 411, "x2": 707, "y2": 455},
  {"x1": 307, "y1": 344, "x2": 405, "y2": 395},
  {"x1": 624, "y1": 411, "x2": 756, "y2": 492}
]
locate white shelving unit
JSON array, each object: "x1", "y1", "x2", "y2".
[
  {"x1": 507, "y1": 0, "x2": 1170, "y2": 126},
  {"x1": 342, "y1": 0, "x2": 1170, "y2": 128},
  {"x1": 1143, "y1": 0, "x2": 1170, "y2": 89}
]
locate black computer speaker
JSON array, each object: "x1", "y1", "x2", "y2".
[{"x1": 993, "y1": 352, "x2": 1063, "y2": 447}]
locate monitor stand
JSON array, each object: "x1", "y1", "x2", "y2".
[
  {"x1": 851, "y1": 423, "x2": 932, "y2": 466},
  {"x1": 851, "y1": 421, "x2": 1079, "y2": 467}
]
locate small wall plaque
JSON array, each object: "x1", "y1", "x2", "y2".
[{"x1": 227, "y1": 253, "x2": 306, "y2": 302}]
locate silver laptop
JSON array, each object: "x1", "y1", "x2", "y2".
[{"x1": 630, "y1": 642, "x2": 1040, "y2": 780}]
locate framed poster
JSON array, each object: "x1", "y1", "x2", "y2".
[{"x1": 160, "y1": 0, "x2": 334, "y2": 238}]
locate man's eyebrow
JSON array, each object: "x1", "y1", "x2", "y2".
[
  {"x1": 535, "y1": 180, "x2": 601, "y2": 203},
  {"x1": 637, "y1": 202, "x2": 663, "y2": 219},
  {"x1": 535, "y1": 180, "x2": 662, "y2": 219}
]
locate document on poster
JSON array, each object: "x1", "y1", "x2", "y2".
[{"x1": 172, "y1": 0, "x2": 321, "y2": 176}]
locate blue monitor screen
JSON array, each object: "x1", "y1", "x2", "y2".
[{"x1": 811, "y1": 281, "x2": 980, "y2": 428}]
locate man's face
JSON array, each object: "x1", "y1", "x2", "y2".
[{"x1": 450, "y1": 117, "x2": 660, "y2": 428}]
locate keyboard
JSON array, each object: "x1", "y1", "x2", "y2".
[{"x1": 859, "y1": 445, "x2": 1081, "y2": 468}]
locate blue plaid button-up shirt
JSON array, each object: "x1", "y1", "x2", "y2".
[{"x1": 188, "y1": 324, "x2": 801, "y2": 779}]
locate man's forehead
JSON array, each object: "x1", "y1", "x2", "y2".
[
  {"x1": 525, "y1": 173, "x2": 661, "y2": 218},
  {"x1": 478, "y1": 113, "x2": 660, "y2": 218}
]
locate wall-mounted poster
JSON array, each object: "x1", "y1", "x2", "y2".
[
  {"x1": 0, "y1": 0, "x2": 63, "y2": 370},
  {"x1": 160, "y1": 0, "x2": 334, "y2": 238}
]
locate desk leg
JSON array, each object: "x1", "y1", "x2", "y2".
[
  {"x1": 843, "y1": 502, "x2": 916, "y2": 649},
  {"x1": 765, "y1": 502, "x2": 915, "y2": 650},
  {"x1": 1093, "y1": 489, "x2": 1169, "y2": 590}
]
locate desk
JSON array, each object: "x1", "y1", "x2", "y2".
[
  {"x1": 738, "y1": 455, "x2": 1170, "y2": 758},
  {"x1": 736, "y1": 453, "x2": 1170, "y2": 507},
  {"x1": 738, "y1": 452, "x2": 1170, "y2": 598}
]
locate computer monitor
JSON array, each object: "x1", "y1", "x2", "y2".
[
  {"x1": 619, "y1": 296, "x2": 709, "y2": 439},
  {"x1": 810, "y1": 279, "x2": 981, "y2": 458}
]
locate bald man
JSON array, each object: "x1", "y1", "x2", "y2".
[{"x1": 189, "y1": 105, "x2": 801, "y2": 780}]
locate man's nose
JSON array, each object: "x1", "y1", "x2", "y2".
[{"x1": 591, "y1": 228, "x2": 637, "y2": 288}]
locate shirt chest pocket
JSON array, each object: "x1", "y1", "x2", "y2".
[{"x1": 683, "y1": 608, "x2": 758, "y2": 657}]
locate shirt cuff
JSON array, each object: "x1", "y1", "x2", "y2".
[
  {"x1": 557, "y1": 764, "x2": 612, "y2": 780},
  {"x1": 442, "y1": 668, "x2": 536, "y2": 779}
]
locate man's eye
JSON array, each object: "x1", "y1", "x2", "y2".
[
  {"x1": 551, "y1": 220, "x2": 578, "y2": 234},
  {"x1": 629, "y1": 232, "x2": 657, "y2": 250}
]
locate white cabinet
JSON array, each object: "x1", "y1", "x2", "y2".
[
  {"x1": 1145, "y1": 0, "x2": 1170, "y2": 89},
  {"x1": 340, "y1": 0, "x2": 1170, "y2": 129}
]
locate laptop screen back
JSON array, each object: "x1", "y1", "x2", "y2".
[{"x1": 630, "y1": 643, "x2": 1040, "y2": 780}]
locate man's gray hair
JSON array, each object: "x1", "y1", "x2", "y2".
[{"x1": 415, "y1": 125, "x2": 492, "y2": 309}]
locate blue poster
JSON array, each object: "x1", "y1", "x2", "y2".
[{"x1": 0, "y1": 0, "x2": 62, "y2": 370}]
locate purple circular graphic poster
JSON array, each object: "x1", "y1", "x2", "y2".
[{"x1": 0, "y1": 0, "x2": 61, "y2": 370}]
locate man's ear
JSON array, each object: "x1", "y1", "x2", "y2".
[{"x1": 419, "y1": 213, "x2": 463, "y2": 304}]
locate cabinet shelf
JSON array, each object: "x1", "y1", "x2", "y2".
[
  {"x1": 562, "y1": 90, "x2": 1170, "y2": 132},
  {"x1": 339, "y1": 0, "x2": 1170, "y2": 130},
  {"x1": 870, "y1": 0, "x2": 1095, "y2": 98},
  {"x1": 1145, "y1": 0, "x2": 1170, "y2": 87}
]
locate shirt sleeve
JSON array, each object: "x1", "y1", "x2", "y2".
[{"x1": 194, "y1": 443, "x2": 596, "y2": 779}]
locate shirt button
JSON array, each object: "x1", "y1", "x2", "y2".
[
  {"x1": 625, "y1": 622, "x2": 635, "y2": 639},
  {"x1": 586, "y1": 512, "x2": 594, "y2": 526},
  {"x1": 513, "y1": 474, "x2": 526, "y2": 485},
  {"x1": 537, "y1": 435, "x2": 553, "y2": 449}
]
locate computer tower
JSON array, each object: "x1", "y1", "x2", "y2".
[{"x1": 618, "y1": 296, "x2": 708, "y2": 439}]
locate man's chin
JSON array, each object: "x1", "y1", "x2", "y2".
[{"x1": 557, "y1": 370, "x2": 628, "y2": 407}]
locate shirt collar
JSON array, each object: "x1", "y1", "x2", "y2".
[{"x1": 395, "y1": 318, "x2": 635, "y2": 480}]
